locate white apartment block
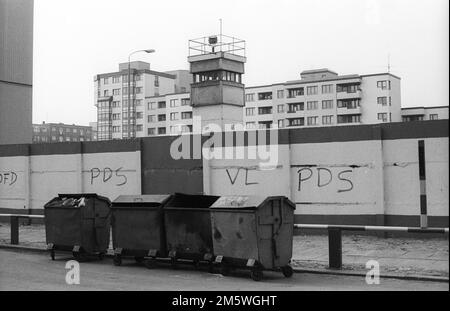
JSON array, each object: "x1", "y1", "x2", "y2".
[
  {"x1": 93, "y1": 61, "x2": 191, "y2": 140},
  {"x1": 243, "y1": 69, "x2": 401, "y2": 129},
  {"x1": 143, "y1": 68, "x2": 402, "y2": 136},
  {"x1": 95, "y1": 66, "x2": 448, "y2": 139}
]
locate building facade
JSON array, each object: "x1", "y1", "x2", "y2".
[
  {"x1": 127, "y1": 68, "x2": 404, "y2": 137},
  {"x1": 401, "y1": 106, "x2": 449, "y2": 122},
  {"x1": 95, "y1": 65, "x2": 449, "y2": 139},
  {"x1": 0, "y1": 0, "x2": 34, "y2": 145},
  {"x1": 32, "y1": 122, "x2": 94, "y2": 143},
  {"x1": 243, "y1": 69, "x2": 401, "y2": 129},
  {"x1": 93, "y1": 61, "x2": 191, "y2": 140}
]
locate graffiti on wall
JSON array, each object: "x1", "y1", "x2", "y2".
[
  {"x1": 296, "y1": 166, "x2": 355, "y2": 193},
  {"x1": 225, "y1": 168, "x2": 259, "y2": 186},
  {"x1": 0, "y1": 171, "x2": 18, "y2": 186},
  {"x1": 89, "y1": 167, "x2": 128, "y2": 186}
]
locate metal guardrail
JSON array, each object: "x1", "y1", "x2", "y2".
[
  {"x1": 1, "y1": 214, "x2": 448, "y2": 271},
  {"x1": 0, "y1": 214, "x2": 44, "y2": 245},
  {"x1": 294, "y1": 224, "x2": 449, "y2": 269}
]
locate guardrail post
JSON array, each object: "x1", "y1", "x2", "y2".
[
  {"x1": 10, "y1": 216, "x2": 19, "y2": 245},
  {"x1": 328, "y1": 228, "x2": 342, "y2": 269}
]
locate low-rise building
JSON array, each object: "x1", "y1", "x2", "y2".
[
  {"x1": 401, "y1": 106, "x2": 448, "y2": 122},
  {"x1": 32, "y1": 122, "x2": 94, "y2": 143}
]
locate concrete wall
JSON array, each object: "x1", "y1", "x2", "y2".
[
  {"x1": 0, "y1": 142, "x2": 142, "y2": 213},
  {"x1": 0, "y1": 121, "x2": 448, "y2": 227}
]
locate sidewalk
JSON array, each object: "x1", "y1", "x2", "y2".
[{"x1": 0, "y1": 223, "x2": 448, "y2": 279}]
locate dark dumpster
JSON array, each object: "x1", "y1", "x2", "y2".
[
  {"x1": 111, "y1": 194, "x2": 171, "y2": 267},
  {"x1": 209, "y1": 195, "x2": 295, "y2": 281},
  {"x1": 163, "y1": 193, "x2": 220, "y2": 267},
  {"x1": 44, "y1": 193, "x2": 111, "y2": 261}
]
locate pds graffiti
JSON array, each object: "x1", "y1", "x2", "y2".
[
  {"x1": 90, "y1": 167, "x2": 127, "y2": 186},
  {"x1": 297, "y1": 167, "x2": 354, "y2": 193}
]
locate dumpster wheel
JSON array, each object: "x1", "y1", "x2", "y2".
[
  {"x1": 144, "y1": 258, "x2": 156, "y2": 269},
  {"x1": 250, "y1": 269, "x2": 263, "y2": 282},
  {"x1": 170, "y1": 258, "x2": 178, "y2": 270},
  {"x1": 73, "y1": 251, "x2": 88, "y2": 262},
  {"x1": 113, "y1": 255, "x2": 122, "y2": 266},
  {"x1": 281, "y1": 265, "x2": 294, "y2": 278},
  {"x1": 220, "y1": 264, "x2": 231, "y2": 276},
  {"x1": 193, "y1": 260, "x2": 200, "y2": 269}
]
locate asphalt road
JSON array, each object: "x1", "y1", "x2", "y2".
[{"x1": 0, "y1": 249, "x2": 448, "y2": 291}]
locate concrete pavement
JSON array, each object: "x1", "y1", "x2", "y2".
[
  {"x1": 0, "y1": 223, "x2": 448, "y2": 279},
  {"x1": 0, "y1": 249, "x2": 448, "y2": 291}
]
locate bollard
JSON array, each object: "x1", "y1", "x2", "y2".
[
  {"x1": 10, "y1": 216, "x2": 19, "y2": 245},
  {"x1": 328, "y1": 228, "x2": 342, "y2": 269}
]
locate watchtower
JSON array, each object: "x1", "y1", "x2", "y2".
[{"x1": 188, "y1": 34, "x2": 246, "y2": 130}]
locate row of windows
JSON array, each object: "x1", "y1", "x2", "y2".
[
  {"x1": 33, "y1": 136, "x2": 92, "y2": 143},
  {"x1": 147, "y1": 111, "x2": 192, "y2": 122},
  {"x1": 193, "y1": 71, "x2": 242, "y2": 83},
  {"x1": 402, "y1": 114, "x2": 439, "y2": 122},
  {"x1": 103, "y1": 74, "x2": 145, "y2": 85},
  {"x1": 33, "y1": 127, "x2": 91, "y2": 135},
  {"x1": 245, "y1": 80, "x2": 391, "y2": 102},
  {"x1": 148, "y1": 99, "x2": 190, "y2": 110},
  {"x1": 33, "y1": 127, "x2": 91, "y2": 136},
  {"x1": 337, "y1": 99, "x2": 360, "y2": 109},
  {"x1": 247, "y1": 115, "x2": 360, "y2": 127},
  {"x1": 245, "y1": 115, "x2": 336, "y2": 129},
  {"x1": 102, "y1": 87, "x2": 144, "y2": 97},
  {"x1": 245, "y1": 100, "x2": 342, "y2": 116}
]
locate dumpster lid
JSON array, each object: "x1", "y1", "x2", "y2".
[
  {"x1": 112, "y1": 194, "x2": 171, "y2": 204},
  {"x1": 164, "y1": 193, "x2": 220, "y2": 208},
  {"x1": 210, "y1": 195, "x2": 295, "y2": 209}
]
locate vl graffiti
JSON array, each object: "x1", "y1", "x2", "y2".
[
  {"x1": 0, "y1": 171, "x2": 18, "y2": 186},
  {"x1": 226, "y1": 168, "x2": 259, "y2": 186},
  {"x1": 297, "y1": 167, "x2": 353, "y2": 193},
  {"x1": 90, "y1": 167, "x2": 127, "y2": 186}
]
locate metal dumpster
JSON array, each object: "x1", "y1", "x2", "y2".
[
  {"x1": 111, "y1": 194, "x2": 171, "y2": 267},
  {"x1": 210, "y1": 195, "x2": 295, "y2": 281},
  {"x1": 163, "y1": 193, "x2": 220, "y2": 268},
  {"x1": 44, "y1": 193, "x2": 111, "y2": 261}
]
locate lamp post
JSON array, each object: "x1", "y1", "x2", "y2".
[{"x1": 127, "y1": 49, "x2": 155, "y2": 139}]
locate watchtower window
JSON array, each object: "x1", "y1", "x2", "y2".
[{"x1": 193, "y1": 70, "x2": 242, "y2": 83}]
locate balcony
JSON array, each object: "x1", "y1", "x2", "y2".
[
  {"x1": 402, "y1": 108, "x2": 425, "y2": 116},
  {"x1": 336, "y1": 90, "x2": 362, "y2": 100},
  {"x1": 337, "y1": 106, "x2": 361, "y2": 115}
]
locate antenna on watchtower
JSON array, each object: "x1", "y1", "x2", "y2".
[{"x1": 387, "y1": 53, "x2": 391, "y2": 73}]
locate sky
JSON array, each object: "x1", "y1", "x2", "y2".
[{"x1": 32, "y1": 0, "x2": 449, "y2": 126}]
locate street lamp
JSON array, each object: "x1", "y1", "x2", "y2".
[{"x1": 127, "y1": 49, "x2": 155, "y2": 139}]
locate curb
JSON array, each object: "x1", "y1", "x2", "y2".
[
  {"x1": 1, "y1": 244, "x2": 448, "y2": 284},
  {"x1": 292, "y1": 267, "x2": 449, "y2": 283}
]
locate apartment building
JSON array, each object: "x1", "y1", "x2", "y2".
[
  {"x1": 96, "y1": 65, "x2": 449, "y2": 139},
  {"x1": 401, "y1": 106, "x2": 449, "y2": 122},
  {"x1": 32, "y1": 122, "x2": 94, "y2": 143},
  {"x1": 243, "y1": 69, "x2": 401, "y2": 129},
  {"x1": 94, "y1": 61, "x2": 191, "y2": 140},
  {"x1": 140, "y1": 68, "x2": 402, "y2": 136}
]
